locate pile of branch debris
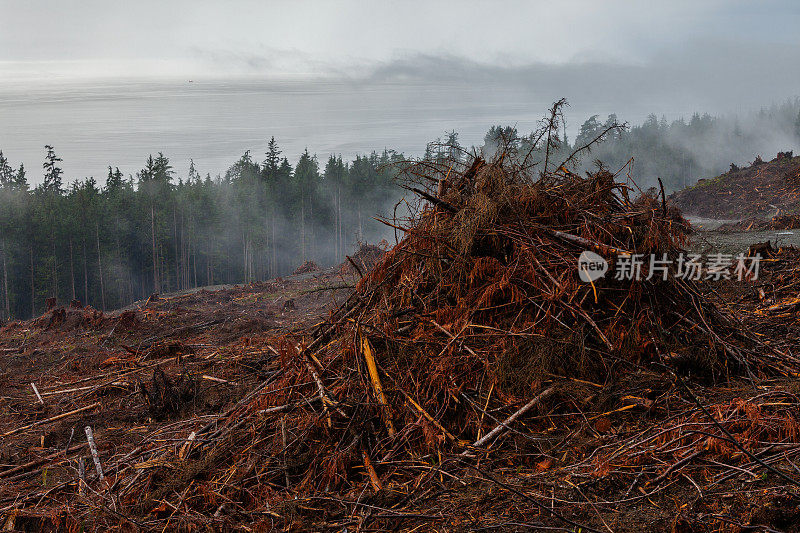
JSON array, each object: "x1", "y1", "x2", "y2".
[
  {"x1": 292, "y1": 260, "x2": 320, "y2": 275},
  {"x1": 744, "y1": 246, "x2": 800, "y2": 316},
  {"x1": 339, "y1": 241, "x2": 387, "y2": 277},
  {"x1": 87, "y1": 151, "x2": 800, "y2": 530}
]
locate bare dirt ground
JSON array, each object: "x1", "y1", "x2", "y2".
[
  {"x1": 670, "y1": 153, "x2": 800, "y2": 219},
  {"x1": 0, "y1": 267, "x2": 355, "y2": 521}
]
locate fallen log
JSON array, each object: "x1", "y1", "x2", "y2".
[
  {"x1": 1, "y1": 403, "x2": 100, "y2": 437},
  {"x1": 0, "y1": 444, "x2": 86, "y2": 479}
]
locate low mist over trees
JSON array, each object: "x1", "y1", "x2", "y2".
[
  {"x1": 480, "y1": 99, "x2": 800, "y2": 192},
  {"x1": 0, "y1": 140, "x2": 403, "y2": 320},
  {"x1": 571, "y1": 99, "x2": 800, "y2": 191},
  {"x1": 1, "y1": 99, "x2": 799, "y2": 321}
]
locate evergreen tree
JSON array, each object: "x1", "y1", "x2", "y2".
[
  {"x1": 0, "y1": 151, "x2": 15, "y2": 186},
  {"x1": 575, "y1": 115, "x2": 602, "y2": 148},
  {"x1": 188, "y1": 159, "x2": 200, "y2": 183},
  {"x1": 15, "y1": 163, "x2": 27, "y2": 190},
  {"x1": 293, "y1": 149, "x2": 319, "y2": 261},
  {"x1": 445, "y1": 130, "x2": 462, "y2": 163},
  {"x1": 138, "y1": 153, "x2": 174, "y2": 293},
  {"x1": 263, "y1": 137, "x2": 281, "y2": 181},
  {"x1": 42, "y1": 145, "x2": 63, "y2": 193},
  {"x1": 795, "y1": 109, "x2": 800, "y2": 142},
  {"x1": 482, "y1": 126, "x2": 519, "y2": 159}
]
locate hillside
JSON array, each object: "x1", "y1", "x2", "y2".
[
  {"x1": 670, "y1": 151, "x2": 800, "y2": 219},
  {"x1": 0, "y1": 267, "x2": 358, "y2": 527},
  {"x1": 6, "y1": 156, "x2": 800, "y2": 532}
]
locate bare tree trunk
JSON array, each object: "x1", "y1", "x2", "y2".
[
  {"x1": 2, "y1": 239, "x2": 9, "y2": 320},
  {"x1": 69, "y1": 238, "x2": 75, "y2": 301},
  {"x1": 173, "y1": 204, "x2": 179, "y2": 292},
  {"x1": 83, "y1": 238, "x2": 88, "y2": 305},
  {"x1": 271, "y1": 210, "x2": 277, "y2": 277},
  {"x1": 96, "y1": 222, "x2": 105, "y2": 311},
  {"x1": 115, "y1": 216, "x2": 122, "y2": 304},
  {"x1": 301, "y1": 198, "x2": 306, "y2": 263},
  {"x1": 339, "y1": 185, "x2": 344, "y2": 258},
  {"x1": 208, "y1": 236, "x2": 214, "y2": 286},
  {"x1": 192, "y1": 239, "x2": 198, "y2": 288},
  {"x1": 158, "y1": 243, "x2": 168, "y2": 291},
  {"x1": 179, "y1": 211, "x2": 185, "y2": 288},
  {"x1": 182, "y1": 216, "x2": 186, "y2": 289},
  {"x1": 331, "y1": 189, "x2": 337, "y2": 261},
  {"x1": 180, "y1": 208, "x2": 185, "y2": 291},
  {"x1": 337, "y1": 183, "x2": 342, "y2": 260},
  {"x1": 30, "y1": 247, "x2": 35, "y2": 318},
  {"x1": 206, "y1": 239, "x2": 211, "y2": 285},
  {"x1": 242, "y1": 233, "x2": 248, "y2": 284},
  {"x1": 264, "y1": 211, "x2": 272, "y2": 279},
  {"x1": 309, "y1": 201, "x2": 314, "y2": 262},
  {"x1": 151, "y1": 203, "x2": 158, "y2": 293},
  {"x1": 51, "y1": 230, "x2": 58, "y2": 300}
]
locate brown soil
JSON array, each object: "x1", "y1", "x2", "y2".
[
  {"x1": 670, "y1": 152, "x2": 800, "y2": 219},
  {"x1": 0, "y1": 267, "x2": 354, "y2": 522}
]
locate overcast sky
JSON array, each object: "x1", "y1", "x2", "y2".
[
  {"x1": 1, "y1": 0, "x2": 799, "y2": 184},
  {"x1": 1, "y1": 1, "x2": 799, "y2": 114},
  {"x1": 2, "y1": 0, "x2": 799, "y2": 86}
]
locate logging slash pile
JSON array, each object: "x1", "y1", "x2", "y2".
[
  {"x1": 8, "y1": 145, "x2": 800, "y2": 530},
  {"x1": 104, "y1": 153, "x2": 800, "y2": 530},
  {"x1": 292, "y1": 260, "x2": 320, "y2": 275},
  {"x1": 339, "y1": 241, "x2": 387, "y2": 276}
]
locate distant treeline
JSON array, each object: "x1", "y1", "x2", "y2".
[
  {"x1": 480, "y1": 99, "x2": 800, "y2": 192},
  {"x1": 0, "y1": 139, "x2": 404, "y2": 320},
  {"x1": 1, "y1": 99, "x2": 799, "y2": 320},
  {"x1": 569, "y1": 99, "x2": 800, "y2": 191}
]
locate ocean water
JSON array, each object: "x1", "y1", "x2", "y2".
[{"x1": 0, "y1": 78, "x2": 565, "y2": 184}]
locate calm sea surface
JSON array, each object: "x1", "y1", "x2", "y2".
[
  {"x1": 2, "y1": 76, "x2": 788, "y2": 187},
  {"x1": 0, "y1": 78, "x2": 570, "y2": 183}
]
